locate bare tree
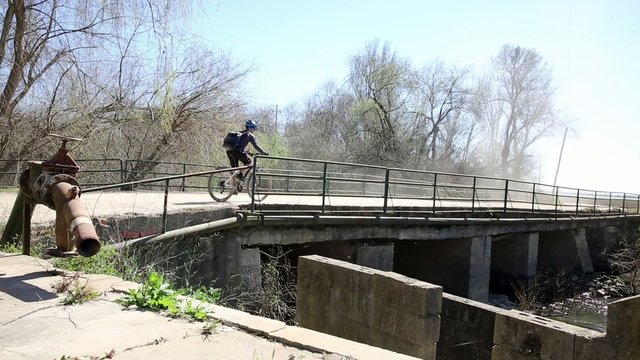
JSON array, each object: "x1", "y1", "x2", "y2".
[
  {"x1": 285, "y1": 81, "x2": 355, "y2": 161},
  {"x1": 347, "y1": 39, "x2": 416, "y2": 165},
  {"x1": 487, "y1": 44, "x2": 562, "y2": 178},
  {"x1": 0, "y1": 1, "x2": 248, "y2": 175},
  {"x1": 409, "y1": 62, "x2": 471, "y2": 169}
]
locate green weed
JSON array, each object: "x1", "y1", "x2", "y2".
[
  {"x1": 63, "y1": 283, "x2": 99, "y2": 305},
  {"x1": 200, "y1": 320, "x2": 219, "y2": 341},
  {"x1": 117, "y1": 271, "x2": 219, "y2": 322},
  {"x1": 52, "y1": 272, "x2": 99, "y2": 305},
  {"x1": 117, "y1": 271, "x2": 178, "y2": 312}
]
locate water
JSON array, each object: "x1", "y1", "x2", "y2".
[
  {"x1": 538, "y1": 293, "x2": 610, "y2": 332},
  {"x1": 543, "y1": 293, "x2": 615, "y2": 332},
  {"x1": 489, "y1": 292, "x2": 610, "y2": 332}
]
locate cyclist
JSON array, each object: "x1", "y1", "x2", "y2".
[{"x1": 225, "y1": 119, "x2": 269, "y2": 183}]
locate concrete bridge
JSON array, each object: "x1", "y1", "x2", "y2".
[
  {"x1": 9, "y1": 154, "x2": 640, "y2": 301},
  {"x1": 74, "y1": 155, "x2": 639, "y2": 303}
]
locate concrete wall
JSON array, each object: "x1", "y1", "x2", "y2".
[
  {"x1": 438, "y1": 293, "x2": 505, "y2": 360},
  {"x1": 492, "y1": 295, "x2": 640, "y2": 360},
  {"x1": 94, "y1": 208, "x2": 237, "y2": 241},
  {"x1": 296, "y1": 255, "x2": 442, "y2": 359},
  {"x1": 124, "y1": 231, "x2": 261, "y2": 293},
  {"x1": 602, "y1": 294, "x2": 640, "y2": 359},
  {"x1": 492, "y1": 310, "x2": 603, "y2": 360},
  {"x1": 296, "y1": 255, "x2": 640, "y2": 360}
]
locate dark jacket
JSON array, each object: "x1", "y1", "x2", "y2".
[{"x1": 235, "y1": 130, "x2": 267, "y2": 154}]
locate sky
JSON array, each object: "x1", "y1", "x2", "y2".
[{"x1": 193, "y1": 0, "x2": 640, "y2": 194}]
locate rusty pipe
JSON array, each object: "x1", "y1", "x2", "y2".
[{"x1": 51, "y1": 182, "x2": 101, "y2": 257}]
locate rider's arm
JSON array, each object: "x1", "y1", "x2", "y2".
[{"x1": 248, "y1": 133, "x2": 268, "y2": 155}]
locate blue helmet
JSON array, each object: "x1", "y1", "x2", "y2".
[{"x1": 245, "y1": 120, "x2": 257, "y2": 129}]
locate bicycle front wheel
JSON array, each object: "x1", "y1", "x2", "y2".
[
  {"x1": 247, "y1": 171, "x2": 269, "y2": 202},
  {"x1": 208, "y1": 168, "x2": 235, "y2": 202}
]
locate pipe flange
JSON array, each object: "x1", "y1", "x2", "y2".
[
  {"x1": 39, "y1": 173, "x2": 80, "y2": 207},
  {"x1": 31, "y1": 173, "x2": 48, "y2": 203}
]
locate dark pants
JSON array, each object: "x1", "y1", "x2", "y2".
[{"x1": 226, "y1": 150, "x2": 251, "y2": 168}]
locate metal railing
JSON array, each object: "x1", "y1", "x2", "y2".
[
  {"x1": 0, "y1": 158, "x2": 218, "y2": 191},
  {"x1": 2, "y1": 156, "x2": 639, "y2": 230},
  {"x1": 82, "y1": 165, "x2": 250, "y2": 233},
  {"x1": 248, "y1": 155, "x2": 640, "y2": 216}
]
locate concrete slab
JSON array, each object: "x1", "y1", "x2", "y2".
[{"x1": 0, "y1": 253, "x2": 418, "y2": 360}]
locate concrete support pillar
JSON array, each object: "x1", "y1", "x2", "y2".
[
  {"x1": 212, "y1": 236, "x2": 262, "y2": 293},
  {"x1": 538, "y1": 228, "x2": 593, "y2": 274},
  {"x1": 394, "y1": 236, "x2": 491, "y2": 301},
  {"x1": 491, "y1": 233, "x2": 539, "y2": 289},
  {"x1": 356, "y1": 243, "x2": 394, "y2": 271},
  {"x1": 586, "y1": 226, "x2": 619, "y2": 271},
  {"x1": 573, "y1": 227, "x2": 594, "y2": 273},
  {"x1": 468, "y1": 236, "x2": 492, "y2": 302}
]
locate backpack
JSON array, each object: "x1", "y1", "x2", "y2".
[{"x1": 222, "y1": 131, "x2": 242, "y2": 151}]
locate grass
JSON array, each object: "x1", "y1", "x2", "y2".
[{"x1": 54, "y1": 245, "x2": 121, "y2": 276}]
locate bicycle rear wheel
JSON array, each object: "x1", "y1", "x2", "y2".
[
  {"x1": 208, "y1": 167, "x2": 236, "y2": 202},
  {"x1": 247, "y1": 171, "x2": 269, "y2": 202}
]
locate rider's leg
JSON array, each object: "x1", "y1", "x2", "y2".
[
  {"x1": 226, "y1": 151, "x2": 242, "y2": 186},
  {"x1": 237, "y1": 152, "x2": 253, "y2": 181}
]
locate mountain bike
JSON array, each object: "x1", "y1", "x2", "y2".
[{"x1": 208, "y1": 159, "x2": 269, "y2": 202}]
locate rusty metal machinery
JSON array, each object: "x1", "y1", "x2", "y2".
[{"x1": 9, "y1": 134, "x2": 101, "y2": 257}]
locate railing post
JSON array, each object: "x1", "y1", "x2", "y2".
[
  {"x1": 181, "y1": 164, "x2": 186, "y2": 192},
  {"x1": 251, "y1": 157, "x2": 259, "y2": 212},
  {"x1": 285, "y1": 170, "x2": 290, "y2": 193},
  {"x1": 321, "y1": 162, "x2": 328, "y2": 213},
  {"x1": 383, "y1": 168, "x2": 390, "y2": 214},
  {"x1": 120, "y1": 158, "x2": 126, "y2": 184},
  {"x1": 608, "y1": 192, "x2": 612, "y2": 213},
  {"x1": 432, "y1": 173, "x2": 438, "y2": 214},
  {"x1": 593, "y1": 191, "x2": 597, "y2": 212},
  {"x1": 637, "y1": 195, "x2": 639, "y2": 214},
  {"x1": 503, "y1": 180, "x2": 509, "y2": 212},
  {"x1": 471, "y1": 177, "x2": 477, "y2": 213},
  {"x1": 575, "y1": 189, "x2": 580, "y2": 215},
  {"x1": 22, "y1": 198, "x2": 32, "y2": 255},
  {"x1": 161, "y1": 179, "x2": 169, "y2": 234},
  {"x1": 554, "y1": 186, "x2": 559, "y2": 217},
  {"x1": 622, "y1": 193, "x2": 626, "y2": 213},
  {"x1": 531, "y1": 183, "x2": 536, "y2": 213}
]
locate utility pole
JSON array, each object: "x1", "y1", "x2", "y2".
[{"x1": 553, "y1": 127, "x2": 568, "y2": 187}]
